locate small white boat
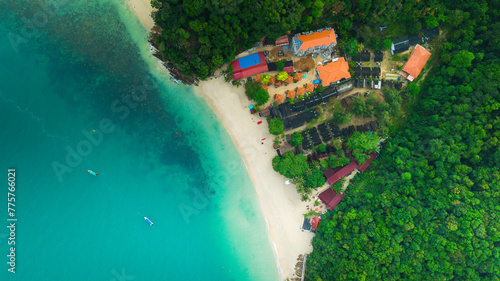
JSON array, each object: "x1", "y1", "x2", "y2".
[
  {"x1": 144, "y1": 217, "x2": 153, "y2": 226},
  {"x1": 87, "y1": 170, "x2": 97, "y2": 176}
]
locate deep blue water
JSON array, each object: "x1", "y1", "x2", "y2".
[{"x1": 0, "y1": 0, "x2": 278, "y2": 280}]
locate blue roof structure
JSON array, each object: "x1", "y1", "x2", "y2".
[
  {"x1": 313, "y1": 80, "x2": 320, "y2": 84},
  {"x1": 238, "y1": 53, "x2": 261, "y2": 69}
]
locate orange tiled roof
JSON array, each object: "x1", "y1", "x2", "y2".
[
  {"x1": 261, "y1": 85, "x2": 269, "y2": 91},
  {"x1": 295, "y1": 29, "x2": 337, "y2": 53},
  {"x1": 305, "y1": 83, "x2": 315, "y2": 92},
  {"x1": 401, "y1": 44, "x2": 431, "y2": 81},
  {"x1": 294, "y1": 75, "x2": 302, "y2": 82},
  {"x1": 284, "y1": 76, "x2": 294, "y2": 84},
  {"x1": 269, "y1": 76, "x2": 276, "y2": 84},
  {"x1": 275, "y1": 81, "x2": 283, "y2": 87},
  {"x1": 316, "y1": 57, "x2": 351, "y2": 87},
  {"x1": 255, "y1": 74, "x2": 262, "y2": 83},
  {"x1": 296, "y1": 87, "x2": 305, "y2": 96},
  {"x1": 274, "y1": 94, "x2": 284, "y2": 102},
  {"x1": 286, "y1": 90, "x2": 296, "y2": 99}
]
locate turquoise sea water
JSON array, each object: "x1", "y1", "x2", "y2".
[{"x1": 0, "y1": 0, "x2": 278, "y2": 280}]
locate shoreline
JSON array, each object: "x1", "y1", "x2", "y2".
[
  {"x1": 124, "y1": 0, "x2": 314, "y2": 279},
  {"x1": 194, "y1": 78, "x2": 314, "y2": 280},
  {"x1": 125, "y1": 0, "x2": 154, "y2": 32}
]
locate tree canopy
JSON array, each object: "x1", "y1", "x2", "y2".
[
  {"x1": 152, "y1": 0, "x2": 305, "y2": 80},
  {"x1": 290, "y1": 131, "x2": 304, "y2": 147},
  {"x1": 269, "y1": 118, "x2": 284, "y2": 135},
  {"x1": 306, "y1": 1, "x2": 500, "y2": 279},
  {"x1": 346, "y1": 131, "x2": 379, "y2": 164},
  {"x1": 276, "y1": 71, "x2": 289, "y2": 81},
  {"x1": 253, "y1": 88, "x2": 270, "y2": 105},
  {"x1": 273, "y1": 151, "x2": 325, "y2": 198}
]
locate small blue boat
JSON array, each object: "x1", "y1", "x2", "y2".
[
  {"x1": 87, "y1": 170, "x2": 98, "y2": 176},
  {"x1": 144, "y1": 217, "x2": 153, "y2": 226}
]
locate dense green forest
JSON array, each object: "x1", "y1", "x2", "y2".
[
  {"x1": 151, "y1": 0, "x2": 446, "y2": 79},
  {"x1": 151, "y1": 0, "x2": 500, "y2": 279},
  {"x1": 306, "y1": 1, "x2": 500, "y2": 280}
]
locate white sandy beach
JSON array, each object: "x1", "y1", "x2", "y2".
[
  {"x1": 125, "y1": 1, "x2": 314, "y2": 279},
  {"x1": 126, "y1": 0, "x2": 154, "y2": 31},
  {"x1": 195, "y1": 78, "x2": 315, "y2": 279}
]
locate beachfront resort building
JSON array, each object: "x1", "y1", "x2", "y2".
[
  {"x1": 292, "y1": 28, "x2": 337, "y2": 57},
  {"x1": 399, "y1": 44, "x2": 431, "y2": 82},
  {"x1": 316, "y1": 57, "x2": 351, "y2": 87},
  {"x1": 230, "y1": 52, "x2": 269, "y2": 80},
  {"x1": 318, "y1": 188, "x2": 344, "y2": 210}
]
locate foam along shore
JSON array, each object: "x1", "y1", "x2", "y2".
[
  {"x1": 123, "y1": 1, "x2": 314, "y2": 278},
  {"x1": 194, "y1": 77, "x2": 315, "y2": 279}
]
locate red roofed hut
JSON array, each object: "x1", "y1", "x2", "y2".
[
  {"x1": 305, "y1": 83, "x2": 315, "y2": 92},
  {"x1": 311, "y1": 217, "x2": 322, "y2": 230},
  {"x1": 230, "y1": 52, "x2": 269, "y2": 80},
  {"x1": 274, "y1": 94, "x2": 284, "y2": 103},
  {"x1": 326, "y1": 161, "x2": 357, "y2": 185},
  {"x1": 318, "y1": 188, "x2": 344, "y2": 210},
  {"x1": 286, "y1": 90, "x2": 296, "y2": 99}
]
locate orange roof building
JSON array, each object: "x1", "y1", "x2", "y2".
[
  {"x1": 286, "y1": 90, "x2": 296, "y2": 99},
  {"x1": 294, "y1": 75, "x2": 302, "y2": 82},
  {"x1": 292, "y1": 28, "x2": 337, "y2": 57},
  {"x1": 274, "y1": 94, "x2": 284, "y2": 103},
  {"x1": 316, "y1": 57, "x2": 351, "y2": 87},
  {"x1": 269, "y1": 76, "x2": 276, "y2": 85},
  {"x1": 275, "y1": 81, "x2": 283, "y2": 87},
  {"x1": 261, "y1": 85, "x2": 269, "y2": 91},
  {"x1": 284, "y1": 76, "x2": 294, "y2": 84},
  {"x1": 399, "y1": 44, "x2": 431, "y2": 82},
  {"x1": 305, "y1": 83, "x2": 315, "y2": 92},
  {"x1": 296, "y1": 87, "x2": 305, "y2": 96},
  {"x1": 255, "y1": 74, "x2": 262, "y2": 83}
]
